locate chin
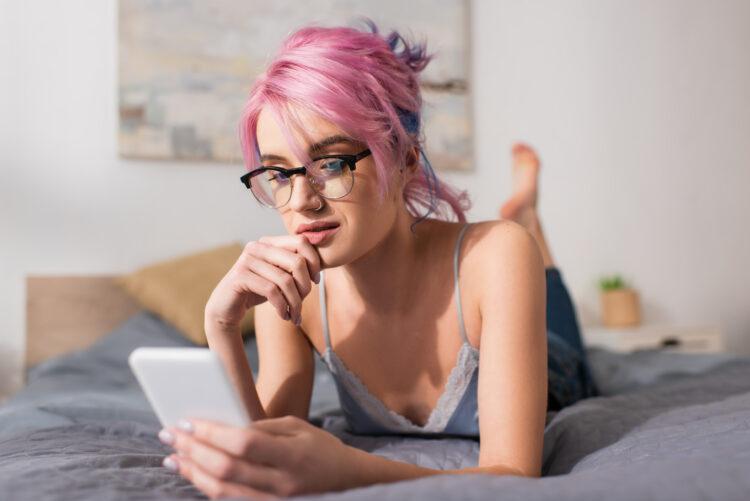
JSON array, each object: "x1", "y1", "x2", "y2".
[
  {"x1": 316, "y1": 246, "x2": 344, "y2": 269},
  {"x1": 317, "y1": 238, "x2": 365, "y2": 269}
]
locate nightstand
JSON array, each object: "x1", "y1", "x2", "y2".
[{"x1": 581, "y1": 324, "x2": 725, "y2": 354}]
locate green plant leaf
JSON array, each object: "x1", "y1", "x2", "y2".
[{"x1": 599, "y1": 273, "x2": 626, "y2": 291}]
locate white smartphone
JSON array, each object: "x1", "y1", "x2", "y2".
[{"x1": 128, "y1": 347, "x2": 252, "y2": 428}]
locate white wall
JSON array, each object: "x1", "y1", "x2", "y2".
[{"x1": 2, "y1": 0, "x2": 750, "y2": 398}]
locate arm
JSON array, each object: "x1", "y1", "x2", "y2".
[
  {"x1": 474, "y1": 219, "x2": 547, "y2": 476},
  {"x1": 205, "y1": 320, "x2": 267, "y2": 421},
  {"x1": 340, "y1": 220, "x2": 548, "y2": 484},
  {"x1": 252, "y1": 299, "x2": 315, "y2": 419},
  {"x1": 163, "y1": 413, "x2": 529, "y2": 498},
  {"x1": 205, "y1": 299, "x2": 315, "y2": 422},
  {"x1": 344, "y1": 447, "x2": 528, "y2": 487},
  {"x1": 204, "y1": 235, "x2": 321, "y2": 423}
]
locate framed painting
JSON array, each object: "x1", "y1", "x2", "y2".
[{"x1": 118, "y1": 0, "x2": 472, "y2": 171}]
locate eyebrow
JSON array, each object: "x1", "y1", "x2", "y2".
[{"x1": 259, "y1": 135, "x2": 360, "y2": 163}]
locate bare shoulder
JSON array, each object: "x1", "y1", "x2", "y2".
[
  {"x1": 459, "y1": 220, "x2": 545, "y2": 324},
  {"x1": 461, "y1": 219, "x2": 542, "y2": 270}
]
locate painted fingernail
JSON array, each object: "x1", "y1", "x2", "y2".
[
  {"x1": 158, "y1": 429, "x2": 174, "y2": 445},
  {"x1": 314, "y1": 272, "x2": 320, "y2": 284},
  {"x1": 163, "y1": 455, "x2": 179, "y2": 471},
  {"x1": 176, "y1": 419, "x2": 194, "y2": 434}
]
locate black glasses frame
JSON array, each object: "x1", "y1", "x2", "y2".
[{"x1": 240, "y1": 148, "x2": 372, "y2": 207}]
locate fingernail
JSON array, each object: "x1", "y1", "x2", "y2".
[
  {"x1": 176, "y1": 419, "x2": 194, "y2": 434},
  {"x1": 158, "y1": 429, "x2": 174, "y2": 445},
  {"x1": 163, "y1": 455, "x2": 179, "y2": 471},
  {"x1": 314, "y1": 272, "x2": 320, "y2": 284},
  {"x1": 295, "y1": 315, "x2": 302, "y2": 326}
]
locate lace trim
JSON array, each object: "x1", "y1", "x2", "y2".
[{"x1": 322, "y1": 342, "x2": 479, "y2": 433}]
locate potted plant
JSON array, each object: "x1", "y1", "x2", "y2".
[{"x1": 599, "y1": 274, "x2": 641, "y2": 327}]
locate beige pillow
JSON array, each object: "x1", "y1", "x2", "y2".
[{"x1": 115, "y1": 242, "x2": 254, "y2": 345}]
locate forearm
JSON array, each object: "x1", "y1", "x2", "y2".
[
  {"x1": 346, "y1": 446, "x2": 438, "y2": 487},
  {"x1": 346, "y1": 446, "x2": 525, "y2": 489},
  {"x1": 204, "y1": 321, "x2": 267, "y2": 421}
]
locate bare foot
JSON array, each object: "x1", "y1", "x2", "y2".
[{"x1": 498, "y1": 142, "x2": 541, "y2": 228}]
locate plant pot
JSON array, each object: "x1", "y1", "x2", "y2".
[{"x1": 600, "y1": 288, "x2": 641, "y2": 327}]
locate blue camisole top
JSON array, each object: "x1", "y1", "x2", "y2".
[{"x1": 315, "y1": 222, "x2": 479, "y2": 437}]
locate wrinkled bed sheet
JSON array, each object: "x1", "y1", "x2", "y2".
[{"x1": 1, "y1": 311, "x2": 749, "y2": 500}]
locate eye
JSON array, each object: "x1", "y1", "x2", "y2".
[
  {"x1": 316, "y1": 158, "x2": 345, "y2": 174},
  {"x1": 265, "y1": 170, "x2": 290, "y2": 183}
]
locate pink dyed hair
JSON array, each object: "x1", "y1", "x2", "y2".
[{"x1": 238, "y1": 18, "x2": 471, "y2": 228}]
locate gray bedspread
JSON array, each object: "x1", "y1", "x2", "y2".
[{"x1": 1, "y1": 311, "x2": 749, "y2": 500}]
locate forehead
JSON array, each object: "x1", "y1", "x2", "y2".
[{"x1": 256, "y1": 105, "x2": 344, "y2": 157}]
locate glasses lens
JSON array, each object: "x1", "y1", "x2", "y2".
[
  {"x1": 248, "y1": 158, "x2": 354, "y2": 208},
  {"x1": 250, "y1": 169, "x2": 291, "y2": 208},
  {"x1": 308, "y1": 158, "x2": 353, "y2": 199}
]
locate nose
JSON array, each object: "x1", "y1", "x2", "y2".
[{"x1": 286, "y1": 173, "x2": 323, "y2": 212}]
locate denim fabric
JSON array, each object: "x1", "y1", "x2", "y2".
[{"x1": 545, "y1": 267, "x2": 600, "y2": 411}]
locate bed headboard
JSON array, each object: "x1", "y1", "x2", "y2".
[{"x1": 25, "y1": 275, "x2": 142, "y2": 372}]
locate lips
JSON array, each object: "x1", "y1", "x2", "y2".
[
  {"x1": 299, "y1": 225, "x2": 340, "y2": 245},
  {"x1": 295, "y1": 220, "x2": 339, "y2": 234}
]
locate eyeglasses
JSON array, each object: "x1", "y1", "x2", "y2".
[{"x1": 240, "y1": 148, "x2": 372, "y2": 209}]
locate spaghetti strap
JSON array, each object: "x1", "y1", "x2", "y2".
[
  {"x1": 319, "y1": 269, "x2": 332, "y2": 350},
  {"x1": 453, "y1": 222, "x2": 472, "y2": 346},
  {"x1": 321, "y1": 223, "x2": 471, "y2": 351},
  {"x1": 314, "y1": 224, "x2": 482, "y2": 437}
]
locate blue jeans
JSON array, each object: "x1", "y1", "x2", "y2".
[{"x1": 545, "y1": 267, "x2": 600, "y2": 411}]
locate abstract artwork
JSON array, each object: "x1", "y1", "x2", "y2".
[{"x1": 118, "y1": 0, "x2": 472, "y2": 171}]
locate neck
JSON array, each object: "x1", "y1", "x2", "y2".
[{"x1": 332, "y1": 205, "x2": 430, "y2": 314}]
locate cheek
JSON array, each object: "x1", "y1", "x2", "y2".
[
  {"x1": 344, "y1": 179, "x2": 394, "y2": 231},
  {"x1": 344, "y1": 183, "x2": 399, "y2": 238},
  {"x1": 350, "y1": 168, "x2": 395, "y2": 210},
  {"x1": 321, "y1": 191, "x2": 391, "y2": 263}
]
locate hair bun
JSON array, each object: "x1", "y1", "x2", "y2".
[
  {"x1": 385, "y1": 31, "x2": 432, "y2": 74},
  {"x1": 359, "y1": 18, "x2": 433, "y2": 74}
]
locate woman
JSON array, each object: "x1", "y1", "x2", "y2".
[{"x1": 156, "y1": 20, "x2": 599, "y2": 499}]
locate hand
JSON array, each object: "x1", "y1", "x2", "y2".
[
  {"x1": 205, "y1": 234, "x2": 322, "y2": 330},
  {"x1": 158, "y1": 415, "x2": 362, "y2": 499}
]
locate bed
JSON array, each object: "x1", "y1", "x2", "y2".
[{"x1": 2, "y1": 276, "x2": 750, "y2": 500}]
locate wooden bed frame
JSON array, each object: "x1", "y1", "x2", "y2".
[{"x1": 25, "y1": 275, "x2": 143, "y2": 373}]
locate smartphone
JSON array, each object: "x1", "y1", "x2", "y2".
[{"x1": 128, "y1": 347, "x2": 252, "y2": 428}]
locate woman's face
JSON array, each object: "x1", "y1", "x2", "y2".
[{"x1": 255, "y1": 106, "x2": 408, "y2": 269}]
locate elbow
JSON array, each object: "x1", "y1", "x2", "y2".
[
  {"x1": 518, "y1": 469, "x2": 541, "y2": 479},
  {"x1": 484, "y1": 463, "x2": 540, "y2": 478}
]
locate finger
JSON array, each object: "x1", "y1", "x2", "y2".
[
  {"x1": 182, "y1": 419, "x2": 294, "y2": 464},
  {"x1": 257, "y1": 234, "x2": 322, "y2": 281},
  {"x1": 237, "y1": 268, "x2": 292, "y2": 321},
  {"x1": 169, "y1": 453, "x2": 279, "y2": 500},
  {"x1": 244, "y1": 241, "x2": 314, "y2": 319},
  {"x1": 246, "y1": 240, "x2": 314, "y2": 288},
  {"x1": 169, "y1": 431, "x2": 283, "y2": 492},
  {"x1": 242, "y1": 254, "x2": 303, "y2": 323}
]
